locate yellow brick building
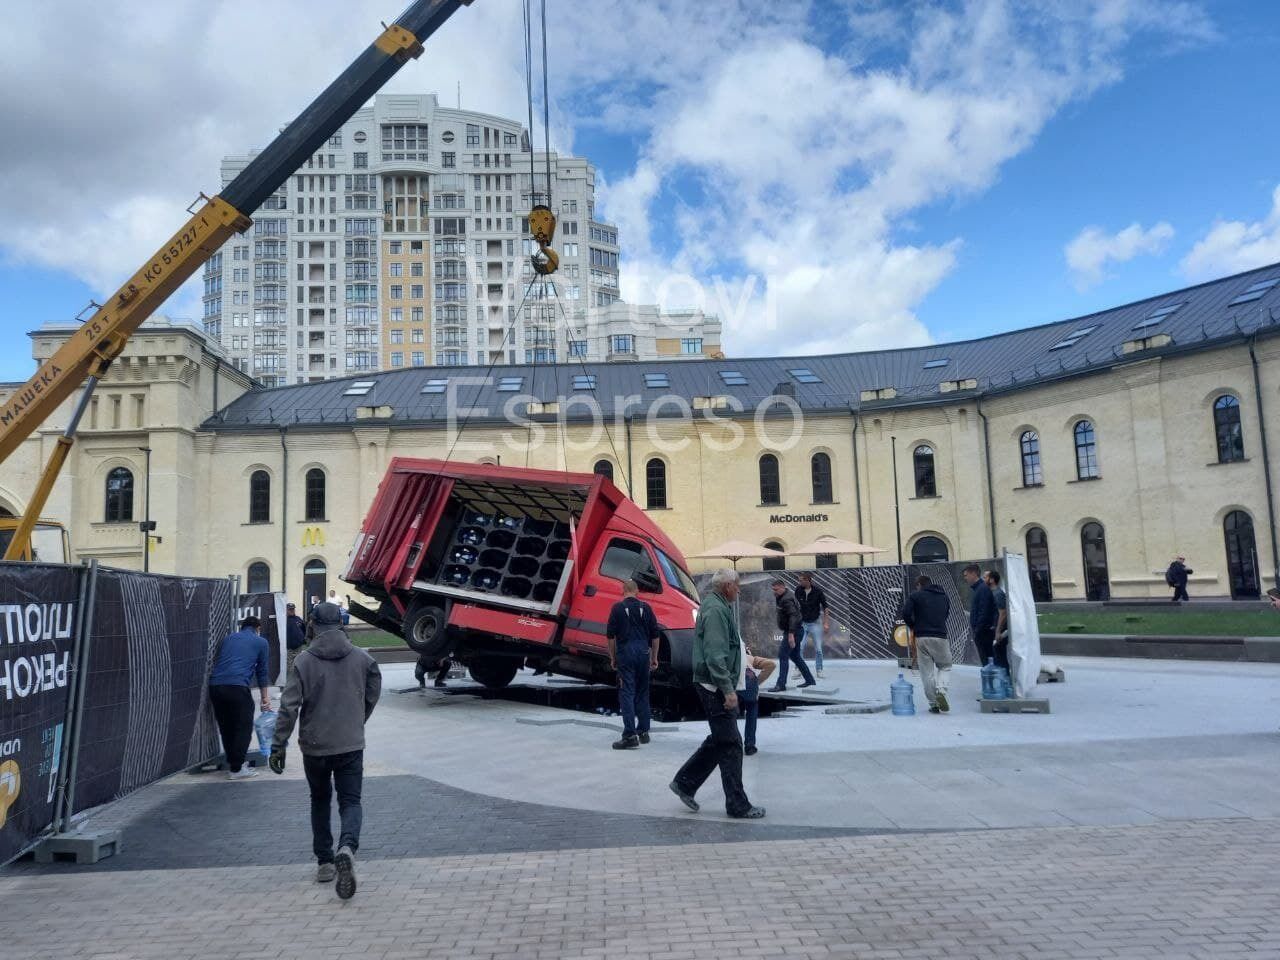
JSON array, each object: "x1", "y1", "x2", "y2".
[{"x1": 3, "y1": 264, "x2": 1277, "y2": 604}]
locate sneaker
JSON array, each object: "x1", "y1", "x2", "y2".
[
  {"x1": 316, "y1": 862, "x2": 336, "y2": 883},
  {"x1": 816, "y1": 670, "x2": 825, "y2": 679},
  {"x1": 729, "y1": 806, "x2": 766, "y2": 819},
  {"x1": 744, "y1": 745, "x2": 758, "y2": 756},
  {"x1": 227, "y1": 767, "x2": 258, "y2": 781},
  {"x1": 928, "y1": 705, "x2": 941, "y2": 714},
  {"x1": 935, "y1": 690, "x2": 950, "y2": 713},
  {"x1": 798, "y1": 681, "x2": 816, "y2": 689},
  {"x1": 638, "y1": 732, "x2": 650, "y2": 744},
  {"x1": 335, "y1": 846, "x2": 357, "y2": 900},
  {"x1": 433, "y1": 679, "x2": 447, "y2": 689},
  {"x1": 612, "y1": 735, "x2": 640, "y2": 750},
  {"x1": 669, "y1": 781, "x2": 699, "y2": 812}
]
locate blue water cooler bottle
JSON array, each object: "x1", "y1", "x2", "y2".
[
  {"x1": 980, "y1": 658, "x2": 1000, "y2": 699},
  {"x1": 890, "y1": 673, "x2": 916, "y2": 716}
]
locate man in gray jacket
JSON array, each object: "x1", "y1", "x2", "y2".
[{"x1": 269, "y1": 602, "x2": 381, "y2": 899}]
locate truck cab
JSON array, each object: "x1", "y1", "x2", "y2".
[{"x1": 342, "y1": 458, "x2": 699, "y2": 688}]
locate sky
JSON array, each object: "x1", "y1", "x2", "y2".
[{"x1": 1, "y1": 0, "x2": 1278, "y2": 382}]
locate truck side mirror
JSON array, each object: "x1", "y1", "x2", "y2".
[{"x1": 636, "y1": 572, "x2": 661, "y2": 593}]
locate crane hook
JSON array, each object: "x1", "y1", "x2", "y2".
[{"x1": 528, "y1": 204, "x2": 559, "y2": 275}]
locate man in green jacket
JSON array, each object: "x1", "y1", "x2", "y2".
[{"x1": 670, "y1": 569, "x2": 765, "y2": 819}]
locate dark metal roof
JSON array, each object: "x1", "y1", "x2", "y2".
[{"x1": 204, "y1": 263, "x2": 1280, "y2": 430}]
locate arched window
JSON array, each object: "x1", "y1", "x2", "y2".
[
  {"x1": 246, "y1": 561, "x2": 271, "y2": 593},
  {"x1": 910, "y1": 535, "x2": 949, "y2": 564},
  {"x1": 1224, "y1": 510, "x2": 1260, "y2": 599},
  {"x1": 1074, "y1": 421, "x2": 1099, "y2": 480},
  {"x1": 1214, "y1": 395, "x2": 1245, "y2": 463},
  {"x1": 304, "y1": 468, "x2": 326, "y2": 521},
  {"x1": 763, "y1": 540, "x2": 786, "y2": 571},
  {"x1": 810, "y1": 453, "x2": 833, "y2": 504},
  {"x1": 1020, "y1": 430, "x2": 1043, "y2": 486},
  {"x1": 645, "y1": 459, "x2": 667, "y2": 509},
  {"x1": 1080, "y1": 521, "x2": 1110, "y2": 601},
  {"x1": 759, "y1": 454, "x2": 781, "y2": 506},
  {"x1": 1025, "y1": 526, "x2": 1053, "y2": 602},
  {"x1": 593, "y1": 459, "x2": 614, "y2": 481},
  {"x1": 249, "y1": 470, "x2": 271, "y2": 524},
  {"x1": 302, "y1": 559, "x2": 328, "y2": 613},
  {"x1": 104, "y1": 467, "x2": 134, "y2": 523},
  {"x1": 913, "y1": 445, "x2": 937, "y2": 497}
]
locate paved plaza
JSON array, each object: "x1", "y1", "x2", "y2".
[{"x1": 5, "y1": 656, "x2": 1280, "y2": 959}]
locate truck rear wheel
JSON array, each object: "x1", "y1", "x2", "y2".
[
  {"x1": 467, "y1": 656, "x2": 521, "y2": 689},
  {"x1": 403, "y1": 604, "x2": 449, "y2": 658}
]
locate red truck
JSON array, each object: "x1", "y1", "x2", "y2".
[{"x1": 341, "y1": 458, "x2": 701, "y2": 689}]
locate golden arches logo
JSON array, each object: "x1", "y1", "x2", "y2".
[
  {"x1": 301, "y1": 526, "x2": 326, "y2": 548},
  {"x1": 0, "y1": 760, "x2": 19, "y2": 830}
]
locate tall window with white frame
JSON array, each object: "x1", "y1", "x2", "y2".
[
  {"x1": 810, "y1": 452, "x2": 833, "y2": 504},
  {"x1": 645, "y1": 459, "x2": 667, "y2": 509},
  {"x1": 1074, "y1": 420, "x2": 1099, "y2": 479},
  {"x1": 913, "y1": 444, "x2": 937, "y2": 497},
  {"x1": 759, "y1": 454, "x2": 781, "y2": 506},
  {"x1": 104, "y1": 467, "x2": 134, "y2": 523},
  {"x1": 1214, "y1": 395, "x2": 1245, "y2": 463},
  {"x1": 249, "y1": 470, "x2": 271, "y2": 524},
  {"x1": 1020, "y1": 430, "x2": 1043, "y2": 486}
]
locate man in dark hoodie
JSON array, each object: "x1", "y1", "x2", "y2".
[
  {"x1": 901, "y1": 575, "x2": 952, "y2": 713},
  {"x1": 269, "y1": 601, "x2": 381, "y2": 900},
  {"x1": 769, "y1": 579, "x2": 816, "y2": 691}
]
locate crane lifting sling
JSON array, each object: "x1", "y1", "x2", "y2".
[{"x1": 0, "y1": 0, "x2": 476, "y2": 561}]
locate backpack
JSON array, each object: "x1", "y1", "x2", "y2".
[{"x1": 1165, "y1": 566, "x2": 1177, "y2": 587}]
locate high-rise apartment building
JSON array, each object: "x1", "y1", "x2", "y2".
[{"x1": 201, "y1": 94, "x2": 623, "y2": 385}]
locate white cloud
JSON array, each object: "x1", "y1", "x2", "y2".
[
  {"x1": 0, "y1": 0, "x2": 1215, "y2": 356},
  {"x1": 1064, "y1": 221, "x2": 1175, "y2": 290},
  {"x1": 1181, "y1": 185, "x2": 1280, "y2": 280}
]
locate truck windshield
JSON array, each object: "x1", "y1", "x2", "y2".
[{"x1": 656, "y1": 550, "x2": 699, "y2": 601}]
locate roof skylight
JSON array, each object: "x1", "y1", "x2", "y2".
[
  {"x1": 788, "y1": 368, "x2": 822, "y2": 383},
  {"x1": 922, "y1": 358, "x2": 949, "y2": 369},
  {"x1": 719, "y1": 371, "x2": 748, "y2": 386},
  {"x1": 643, "y1": 373, "x2": 670, "y2": 388},
  {"x1": 1228, "y1": 277, "x2": 1280, "y2": 306},
  {"x1": 1132, "y1": 302, "x2": 1184, "y2": 330},
  {"x1": 421, "y1": 379, "x2": 449, "y2": 394},
  {"x1": 343, "y1": 381, "x2": 376, "y2": 396},
  {"x1": 1048, "y1": 324, "x2": 1101, "y2": 351},
  {"x1": 496, "y1": 377, "x2": 524, "y2": 392},
  {"x1": 572, "y1": 375, "x2": 597, "y2": 391}
]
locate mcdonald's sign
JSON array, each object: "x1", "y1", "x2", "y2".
[{"x1": 301, "y1": 526, "x2": 326, "y2": 548}]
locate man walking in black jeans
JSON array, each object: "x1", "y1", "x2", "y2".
[
  {"x1": 964, "y1": 564, "x2": 998, "y2": 666},
  {"x1": 269, "y1": 602, "x2": 381, "y2": 899},
  {"x1": 769, "y1": 579, "x2": 816, "y2": 691},
  {"x1": 670, "y1": 569, "x2": 765, "y2": 819},
  {"x1": 208, "y1": 615, "x2": 271, "y2": 781}
]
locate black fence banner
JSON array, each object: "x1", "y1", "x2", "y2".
[
  {"x1": 0, "y1": 562, "x2": 81, "y2": 865},
  {"x1": 237, "y1": 592, "x2": 286, "y2": 685},
  {"x1": 70, "y1": 570, "x2": 232, "y2": 816}
]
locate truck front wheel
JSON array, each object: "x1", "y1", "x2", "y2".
[
  {"x1": 467, "y1": 656, "x2": 521, "y2": 689},
  {"x1": 403, "y1": 604, "x2": 449, "y2": 658}
]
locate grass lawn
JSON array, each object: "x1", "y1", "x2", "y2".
[
  {"x1": 1037, "y1": 609, "x2": 1279, "y2": 638},
  {"x1": 349, "y1": 629, "x2": 404, "y2": 649}
]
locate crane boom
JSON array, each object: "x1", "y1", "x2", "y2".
[{"x1": 0, "y1": 0, "x2": 475, "y2": 558}]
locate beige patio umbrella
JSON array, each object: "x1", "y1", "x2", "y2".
[
  {"x1": 787, "y1": 535, "x2": 886, "y2": 560},
  {"x1": 689, "y1": 539, "x2": 785, "y2": 570}
]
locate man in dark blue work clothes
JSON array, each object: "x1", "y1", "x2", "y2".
[
  {"x1": 963, "y1": 564, "x2": 998, "y2": 666},
  {"x1": 607, "y1": 579, "x2": 661, "y2": 750},
  {"x1": 208, "y1": 615, "x2": 271, "y2": 781}
]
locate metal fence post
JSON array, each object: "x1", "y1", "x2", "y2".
[
  {"x1": 58, "y1": 558, "x2": 99, "y2": 831},
  {"x1": 49, "y1": 560, "x2": 93, "y2": 835}
]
